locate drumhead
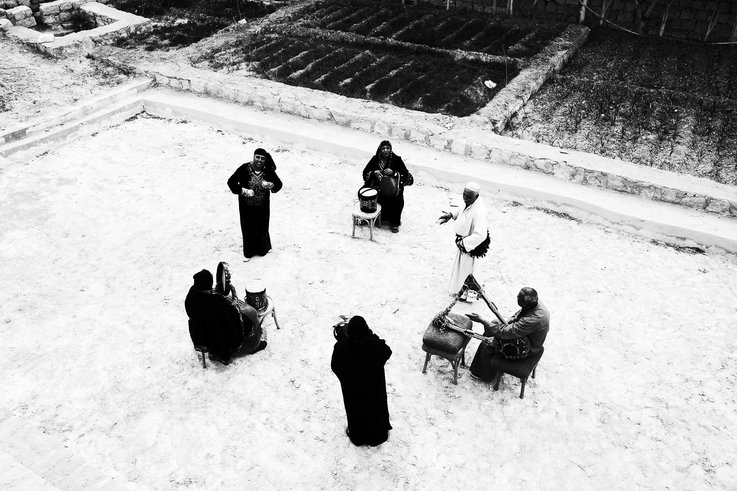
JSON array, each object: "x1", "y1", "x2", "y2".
[{"x1": 358, "y1": 187, "x2": 378, "y2": 199}]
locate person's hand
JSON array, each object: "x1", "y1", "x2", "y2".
[
  {"x1": 455, "y1": 236, "x2": 466, "y2": 252},
  {"x1": 241, "y1": 188, "x2": 254, "y2": 197},
  {"x1": 261, "y1": 181, "x2": 274, "y2": 190},
  {"x1": 437, "y1": 211, "x2": 452, "y2": 224},
  {"x1": 465, "y1": 312, "x2": 489, "y2": 326},
  {"x1": 382, "y1": 168, "x2": 394, "y2": 176},
  {"x1": 373, "y1": 170, "x2": 382, "y2": 180}
]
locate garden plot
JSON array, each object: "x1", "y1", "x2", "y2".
[
  {"x1": 205, "y1": 33, "x2": 517, "y2": 116},
  {"x1": 505, "y1": 27, "x2": 737, "y2": 186},
  {"x1": 194, "y1": 0, "x2": 566, "y2": 117},
  {"x1": 1, "y1": 111, "x2": 736, "y2": 489}
]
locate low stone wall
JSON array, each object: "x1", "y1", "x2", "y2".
[
  {"x1": 97, "y1": 55, "x2": 735, "y2": 220},
  {"x1": 4, "y1": 5, "x2": 35, "y2": 27},
  {"x1": 4, "y1": 2, "x2": 147, "y2": 57},
  {"x1": 0, "y1": 0, "x2": 109, "y2": 28}
]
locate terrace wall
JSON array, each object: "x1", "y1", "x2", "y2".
[
  {"x1": 425, "y1": 0, "x2": 737, "y2": 43},
  {"x1": 0, "y1": 0, "x2": 108, "y2": 26}
]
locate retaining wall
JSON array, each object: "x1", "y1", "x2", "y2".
[{"x1": 97, "y1": 55, "x2": 736, "y2": 220}]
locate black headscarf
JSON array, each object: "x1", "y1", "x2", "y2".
[
  {"x1": 253, "y1": 148, "x2": 277, "y2": 171},
  {"x1": 348, "y1": 316, "x2": 372, "y2": 342},
  {"x1": 375, "y1": 140, "x2": 392, "y2": 157},
  {"x1": 193, "y1": 269, "x2": 213, "y2": 291}
]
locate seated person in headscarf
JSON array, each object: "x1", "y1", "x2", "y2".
[
  {"x1": 185, "y1": 269, "x2": 266, "y2": 365},
  {"x1": 214, "y1": 261, "x2": 265, "y2": 353},
  {"x1": 362, "y1": 140, "x2": 412, "y2": 233}
]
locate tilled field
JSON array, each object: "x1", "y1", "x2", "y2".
[
  {"x1": 208, "y1": 34, "x2": 515, "y2": 115},
  {"x1": 297, "y1": 0, "x2": 560, "y2": 57},
  {"x1": 505, "y1": 27, "x2": 737, "y2": 185},
  {"x1": 196, "y1": 0, "x2": 565, "y2": 116}
]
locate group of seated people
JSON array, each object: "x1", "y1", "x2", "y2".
[{"x1": 184, "y1": 262, "x2": 267, "y2": 365}]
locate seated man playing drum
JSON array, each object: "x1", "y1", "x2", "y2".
[{"x1": 466, "y1": 287, "x2": 549, "y2": 381}]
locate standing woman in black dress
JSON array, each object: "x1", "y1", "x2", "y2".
[{"x1": 227, "y1": 148, "x2": 283, "y2": 261}]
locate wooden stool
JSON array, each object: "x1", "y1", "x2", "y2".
[
  {"x1": 194, "y1": 345, "x2": 208, "y2": 368},
  {"x1": 352, "y1": 202, "x2": 382, "y2": 241},
  {"x1": 489, "y1": 347, "x2": 544, "y2": 399},
  {"x1": 421, "y1": 312, "x2": 472, "y2": 384}
]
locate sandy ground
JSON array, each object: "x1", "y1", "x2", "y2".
[{"x1": 1, "y1": 114, "x2": 736, "y2": 489}]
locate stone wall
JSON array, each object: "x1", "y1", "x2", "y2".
[
  {"x1": 0, "y1": 0, "x2": 108, "y2": 28},
  {"x1": 428, "y1": 0, "x2": 737, "y2": 42}
]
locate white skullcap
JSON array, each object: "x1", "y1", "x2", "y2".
[{"x1": 464, "y1": 181, "x2": 481, "y2": 193}]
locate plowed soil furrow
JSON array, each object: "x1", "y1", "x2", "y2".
[
  {"x1": 267, "y1": 49, "x2": 322, "y2": 79},
  {"x1": 338, "y1": 55, "x2": 403, "y2": 96},
  {"x1": 324, "y1": 6, "x2": 375, "y2": 31},
  {"x1": 392, "y1": 14, "x2": 434, "y2": 42},
  {"x1": 313, "y1": 50, "x2": 375, "y2": 88},
  {"x1": 287, "y1": 48, "x2": 354, "y2": 85},
  {"x1": 365, "y1": 61, "x2": 420, "y2": 99},
  {"x1": 348, "y1": 9, "x2": 393, "y2": 36},
  {"x1": 258, "y1": 41, "x2": 310, "y2": 69},
  {"x1": 438, "y1": 18, "x2": 487, "y2": 48},
  {"x1": 311, "y1": 5, "x2": 354, "y2": 28}
]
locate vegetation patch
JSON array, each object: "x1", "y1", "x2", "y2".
[
  {"x1": 505, "y1": 27, "x2": 737, "y2": 186},
  {"x1": 111, "y1": 0, "x2": 275, "y2": 49}
]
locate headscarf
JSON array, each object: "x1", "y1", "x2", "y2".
[
  {"x1": 375, "y1": 140, "x2": 392, "y2": 157},
  {"x1": 253, "y1": 148, "x2": 277, "y2": 171},
  {"x1": 347, "y1": 315, "x2": 371, "y2": 341},
  {"x1": 192, "y1": 269, "x2": 213, "y2": 290}
]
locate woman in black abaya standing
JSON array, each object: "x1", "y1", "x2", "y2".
[
  {"x1": 227, "y1": 148, "x2": 283, "y2": 261},
  {"x1": 331, "y1": 316, "x2": 392, "y2": 446}
]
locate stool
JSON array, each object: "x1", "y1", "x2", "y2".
[
  {"x1": 257, "y1": 295, "x2": 280, "y2": 329},
  {"x1": 352, "y1": 202, "x2": 382, "y2": 241},
  {"x1": 194, "y1": 345, "x2": 208, "y2": 368},
  {"x1": 421, "y1": 313, "x2": 472, "y2": 384},
  {"x1": 489, "y1": 347, "x2": 544, "y2": 399}
]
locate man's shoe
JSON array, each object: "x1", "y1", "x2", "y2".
[
  {"x1": 469, "y1": 372, "x2": 482, "y2": 381},
  {"x1": 391, "y1": 226, "x2": 399, "y2": 233}
]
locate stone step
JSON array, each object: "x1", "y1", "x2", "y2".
[
  {"x1": 0, "y1": 95, "x2": 145, "y2": 161},
  {"x1": 0, "y1": 78, "x2": 152, "y2": 146},
  {"x1": 0, "y1": 415, "x2": 129, "y2": 490}
]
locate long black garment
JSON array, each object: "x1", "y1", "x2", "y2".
[
  {"x1": 362, "y1": 154, "x2": 409, "y2": 227},
  {"x1": 331, "y1": 332, "x2": 392, "y2": 446},
  {"x1": 227, "y1": 162, "x2": 283, "y2": 258},
  {"x1": 185, "y1": 288, "x2": 244, "y2": 363}
]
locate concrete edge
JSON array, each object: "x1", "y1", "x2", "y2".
[
  {"x1": 1, "y1": 78, "x2": 154, "y2": 145},
  {"x1": 0, "y1": 98, "x2": 145, "y2": 160},
  {"x1": 138, "y1": 90, "x2": 737, "y2": 254}
]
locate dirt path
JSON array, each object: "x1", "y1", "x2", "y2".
[{"x1": 0, "y1": 38, "x2": 128, "y2": 131}]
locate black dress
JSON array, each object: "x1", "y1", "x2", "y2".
[
  {"x1": 362, "y1": 154, "x2": 410, "y2": 227},
  {"x1": 331, "y1": 331, "x2": 393, "y2": 446},
  {"x1": 227, "y1": 162, "x2": 283, "y2": 258}
]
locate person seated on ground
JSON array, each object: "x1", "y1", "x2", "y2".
[
  {"x1": 331, "y1": 316, "x2": 393, "y2": 447},
  {"x1": 214, "y1": 261, "x2": 265, "y2": 354},
  {"x1": 185, "y1": 269, "x2": 266, "y2": 365},
  {"x1": 466, "y1": 287, "x2": 549, "y2": 381},
  {"x1": 361, "y1": 140, "x2": 412, "y2": 233}
]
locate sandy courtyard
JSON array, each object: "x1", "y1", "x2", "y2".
[{"x1": 1, "y1": 114, "x2": 736, "y2": 489}]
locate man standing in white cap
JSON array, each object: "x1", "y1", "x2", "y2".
[{"x1": 438, "y1": 182, "x2": 490, "y2": 295}]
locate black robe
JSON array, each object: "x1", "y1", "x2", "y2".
[
  {"x1": 185, "y1": 287, "x2": 244, "y2": 363},
  {"x1": 227, "y1": 162, "x2": 283, "y2": 258},
  {"x1": 362, "y1": 154, "x2": 410, "y2": 227},
  {"x1": 331, "y1": 333, "x2": 392, "y2": 446}
]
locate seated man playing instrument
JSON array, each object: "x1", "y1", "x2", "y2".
[{"x1": 466, "y1": 287, "x2": 549, "y2": 381}]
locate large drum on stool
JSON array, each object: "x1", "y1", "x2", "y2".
[
  {"x1": 422, "y1": 312, "x2": 472, "y2": 352},
  {"x1": 245, "y1": 281, "x2": 268, "y2": 312},
  {"x1": 358, "y1": 187, "x2": 378, "y2": 213}
]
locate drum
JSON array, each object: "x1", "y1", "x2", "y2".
[
  {"x1": 245, "y1": 282, "x2": 268, "y2": 312},
  {"x1": 358, "y1": 186, "x2": 378, "y2": 213},
  {"x1": 493, "y1": 337, "x2": 531, "y2": 360},
  {"x1": 422, "y1": 312, "x2": 472, "y2": 353}
]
